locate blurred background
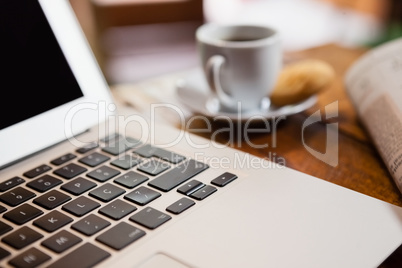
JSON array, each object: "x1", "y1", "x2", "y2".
[{"x1": 69, "y1": 0, "x2": 402, "y2": 85}]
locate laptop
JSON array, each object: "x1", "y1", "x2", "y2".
[{"x1": 1, "y1": 0, "x2": 402, "y2": 267}]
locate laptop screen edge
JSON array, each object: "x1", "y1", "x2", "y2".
[{"x1": 0, "y1": 0, "x2": 115, "y2": 169}]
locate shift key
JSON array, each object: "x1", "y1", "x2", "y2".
[
  {"x1": 148, "y1": 159, "x2": 208, "y2": 192},
  {"x1": 96, "y1": 222, "x2": 145, "y2": 250}
]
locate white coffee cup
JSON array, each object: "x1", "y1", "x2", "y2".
[{"x1": 196, "y1": 23, "x2": 282, "y2": 112}]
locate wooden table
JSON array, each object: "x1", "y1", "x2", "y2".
[
  {"x1": 112, "y1": 43, "x2": 402, "y2": 208},
  {"x1": 267, "y1": 44, "x2": 402, "y2": 208}
]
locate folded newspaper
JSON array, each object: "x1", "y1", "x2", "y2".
[{"x1": 345, "y1": 37, "x2": 402, "y2": 193}]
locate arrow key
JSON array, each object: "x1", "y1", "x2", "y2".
[
  {"x1": 190, "y1": 185, "x2": 217, "y2": 200},
  {"x1": 166, "y1": 197, "x2": 195, "y2": 214},
  {"x1": 211, "y1": 172, "x2": 237, "y2": 187},
  {"x1": 177, "y1": 180, "x2": 204, "y2": 195}
]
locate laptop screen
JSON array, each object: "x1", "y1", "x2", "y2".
[
  {"x1": 0, "y1": 0, "x2": 114, "y2": 169},
  {"x1": 0, "y1": 0, "x2": 83, "y2": 130}
]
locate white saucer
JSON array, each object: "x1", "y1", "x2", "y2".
[{"x1": 175, "y1": 69, "x2": 317, "y2": 123}]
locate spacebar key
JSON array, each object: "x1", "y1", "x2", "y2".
[
  {"x1": 47, "y1": 242, "x2": 110, "y2": 268},
  {"x1": 148, "y1": 159, "x2": 209, "y2": 192}
]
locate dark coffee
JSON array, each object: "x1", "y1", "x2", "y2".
[{"x1": 223, "y1": 37, "x2": 260, "y2": 42}]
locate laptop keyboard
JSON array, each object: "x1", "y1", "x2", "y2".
[{"x1": 0, "y1": 133, "x2": 237, "y2": 267}]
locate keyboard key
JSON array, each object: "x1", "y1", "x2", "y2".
[
  {"x1": 86, "y1": 165, "x2": 121, "y2": 182},
  {"x1": 61, "y1": 177, "x2": 97, "y2": 195},
  {"x1": 41, "y1": 230, "x2": 82, "y2": 253},
  {"x1": 124, "y1": 186, "x2": 161, "y2": 206},
  {"x1": 79, "y1": 152, "x2": 110, "y2": 167},
  {"x1": 76, "y1": 142, "x2": 98, "y2": 154},
  {"x1": 0, "y1": 176, "x2": 25, "y2": 192},
  {"x1": 153, "y1": 149, "x2": 185, "y2": 164},
  {"x1": 0, "y1": 247, "x2": 10, "y2": 260},
  {"x1": 0, "y1": 187, "x2": 36, "y2": 207},
  {"x1": 62, "y1": 196, "x2": 101, "y2": 217},
  {"x1": 190, "y1": 185, "x2": 217, "y2": 200},
  {"x1": 9, "y1": 247, "x2": 50, "y2": 268},
  {"x1": 33, "y1": 210, "x2": 73, "y2": 232},
  {"x1": 100, "y1": 132, "x2": 121, "y2": 143},
  {"x1": 211, "y1": 172, "x2": 238, "y2": 187},
  {"x1": 2, "y1": 226, "x2": 43, "y2": 249},
  {"x1": 71, "y1": 214, "x2": 110, "y2": 236},
  {"x1": 50, "y1": 153, "x2": 76, "y2": 166},
  {"x1": 89, "y1": 183, "x2": 125, "y2": 202},
  {"x1": 148, "y1": 159, "x2": 209, "y2": 192},
  {"x1": 26, "y1": 174, "x2": 62, "y2": 192},
  {"x1": 110, "y1": 154, "x2": 142, "y2": 170},
  {"x1": 47, "y1": 242, "x2": 110, "y2": 268},
  {"x1": 96, "y1": 222, "x2": 145, "y2": 250},
  {"x1": 102, "y1": 137, "x2": 141, "y2": 155},
  {"x1": 137, "y1": 159, "x2": 170, "y2": 176},
  {"x1": 114, "y1": 171, "x2": 148, "y2": 189},
  {"x1": 33, "y1": 190, "x2": 72, "y2": 210},
  {"x1": 23, "y1": 164, "x2": 52, "y2": 178},
  {"x1": 133, "y1": 144, "x2": 185, "y2": 164},
  {"x1": 0, "y1": 205, "x2": 6, "y2": 214},
  {"x1": 166, "y1": 197, "x2": 195, "y2": 214},
  {"x1": 125, "y1": 136, "x2": 142, "y2": 146},
  {"x1": 0, "y1": 221, "x2": 13, "y2": 236},
  {"x1": 177, "y1": 179, "x2": 205, "y2": 195},
  {"x1": 53, "y1": 163, "x2": 87, "y2": 179},
  {"x1": 130, "y1": 207, "x2": 171, "y2": 229},
  {"x1": 132, "y1": 144, "x2": 155, "y2": 158},
  {"x1": 99, "y1": 199, "x2": 137, "y2": 220},
  {"x1": 3, "y1": 204, "x2": 43, "y2": 225}
]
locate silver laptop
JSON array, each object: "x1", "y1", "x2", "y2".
[{"x1": 1, "y1": 0, "x2": 402, "y2": 267}]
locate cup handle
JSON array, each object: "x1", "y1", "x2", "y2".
[{"x1": 206, "y1": 55, "x2": 235, "y2": 108}]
